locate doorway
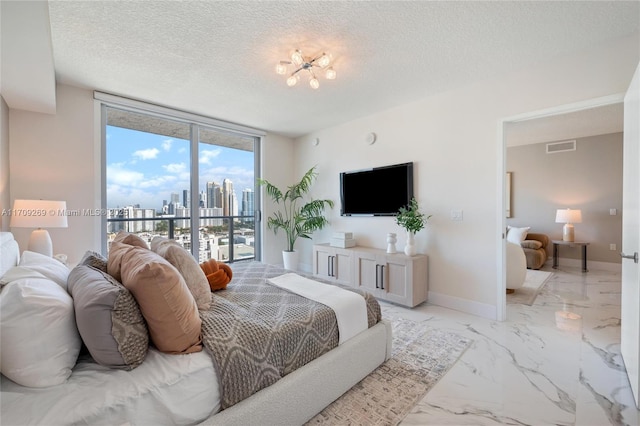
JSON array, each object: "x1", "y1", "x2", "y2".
[{"x1": 497, "y1": 94, "x2": 625, "y2": 321}]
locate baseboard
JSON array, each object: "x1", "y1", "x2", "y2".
[
  {"x1": 427, "y1": 290, "x2": 497, "y2": 320},
  {"x1": 547, "y1": 258, "x2": 621, "y2": 273}
]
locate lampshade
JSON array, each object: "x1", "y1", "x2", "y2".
[
  {"x1": 10, "y1": 199, "x2": 68, "y2": 228},
  {"x1": 555, "y1": 208, "x2": 582, "y2": 224},
  {"x1": 10, "y1": 199, "x2": 68, "y2": 257},
  {"x1": 555, "y1": 208, "x2": 582, "y2": 242}
]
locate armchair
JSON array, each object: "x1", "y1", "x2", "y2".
[{"x1": 521, "y1": 232, "x2": 550, "y2": 270}]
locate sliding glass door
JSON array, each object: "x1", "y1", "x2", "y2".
[
  {"x1": 103, "y1": 104, "x2": 260, "y2": 263},
  {"x1": 198, "y1": 127, "x2": 257, "y2": 263}
]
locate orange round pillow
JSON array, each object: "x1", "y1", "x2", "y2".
[{"x1": 199, "y1": 259, "x2": 233, "y2": 291}]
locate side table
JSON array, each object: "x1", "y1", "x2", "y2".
[{"x1": 552, "y1": 240, "x2": 590, "y2": 272}]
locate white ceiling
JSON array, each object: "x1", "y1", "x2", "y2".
[
  {"x1": 2, "y1": 1, "x2": 639, "y2": 139},
  {"x1": 506, "y1": 101, "x2": 625, "y2": 147}
]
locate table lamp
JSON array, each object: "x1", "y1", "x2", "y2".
[
  {"x1": 555, "y1": 208, "x2": 582, "y2": 242},
  {"x1": 9, "y1": 199, "x2": 68, "y2": 257}
]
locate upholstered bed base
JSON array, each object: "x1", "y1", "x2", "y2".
[{"x1": 200, "y1": 318, "x2": 392, "y2": 426}]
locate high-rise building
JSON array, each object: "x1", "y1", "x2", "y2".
[
  {"x1": 231, "y1": 190, "x2": 238, "y2": 219},
  {"x1": 222, "y1": 179, "x2": 233, "y2": 216},
  {"x1": 183, "y1": 189, "x2": 190, "y2": 209},
  {"x1": 242, "y1": 188, "x2": 254, "y2": 218},
  {"x1": 174, "y1": 207, "x2": 190, "y2": 228},
  {"x1": 168, "y1": 192, "x2": 180, "y2": 214},
  {"x1": 206, "y1": 181, "x2": 221, "y2": 208}
]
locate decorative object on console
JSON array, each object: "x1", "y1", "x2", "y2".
[
  {"x1": 9, "y1": 199, "x2": 68, "y2": 257},
  {"x1": 331, "y1": 231, "x2": 356, "y2": 248},
  {"x1": 258, "y1": 166, "x2": 334, "y2": 271},
  {"x1": 386, "y1": 233, "x2": 397, "y2": 254},
  {"x1": 275, "y1": 49, "x2": 336, "y2": 89},
  {"x1": 555, "y1": 208, "x2": 582, "y2": 242},
  {"x1": 395, "y1": 198, "x2": 431, "y2": 256}
]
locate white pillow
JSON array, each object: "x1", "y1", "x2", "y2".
[
  {"x1": 19, "y1": 250, "x2": 70, "y2": 291},
  {"x1": 0, "y1": 270, "x2": 81, "y2": 387},
  {"x1": 507, "y1": 226, "x2": 530, "y2": 244}
]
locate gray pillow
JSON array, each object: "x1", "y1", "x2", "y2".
[
  {"x1": 68, "y1": 265, "x2": 149, "y2": 370},
  {"x1": 79, "y1": 250, "x2": 108, "y2": 272}
]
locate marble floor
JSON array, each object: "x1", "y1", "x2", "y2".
[{"x1": 381, "y1": 265, "x2": 640, "y2": 426}]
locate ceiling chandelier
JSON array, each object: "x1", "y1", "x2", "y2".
[{"x1": 276, "y1": 49, "x2": 336, "y2": 89}]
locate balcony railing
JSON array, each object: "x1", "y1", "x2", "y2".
[{"x1": 107, "y1": 214, "x2": 256, "y2": 263}]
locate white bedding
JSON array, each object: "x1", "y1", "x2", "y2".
[
  {"x1": 0, "y1": 233, "x2": 390, "y2": 425},
  {"x1": 1, "y1": 348, "x2": 219, "y2": 425},
  {"x1": 267, "y1": 272, "x2": 368, "y2": 344}
]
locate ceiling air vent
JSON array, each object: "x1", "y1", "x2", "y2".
[{"x1": 546, "y1": 140, "x2": 576, "y2": 154}]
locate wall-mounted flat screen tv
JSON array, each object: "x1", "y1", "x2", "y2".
[{"x1": 340, "y1": 162, "x2": 414, "y2": 216}]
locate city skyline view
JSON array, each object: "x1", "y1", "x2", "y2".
[{"x1": 106, "y1": 125, "x2": 255, "y2": 211}]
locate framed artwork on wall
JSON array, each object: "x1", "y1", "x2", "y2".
[{"x1": 506, "y1": 172, "x2": 512, "y2": 218}]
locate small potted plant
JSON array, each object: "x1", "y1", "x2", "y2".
[
  {"x1": 395, "y1": 198, "x2": 431, "y2": 256},
  {"x1": 258, "y1": 166, "x2": 334, "y2": 270}
]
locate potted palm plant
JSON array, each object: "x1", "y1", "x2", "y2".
[
  {"x1": 395, "y1": 197, "x2": 431, "y2": 256},
  {"x1": 258, "y1": 166, "x2": 334, "y2": 270}
]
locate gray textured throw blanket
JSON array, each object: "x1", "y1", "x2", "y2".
[{"x1": 200, "y1": 261, "x2": 381, "y2": 410}]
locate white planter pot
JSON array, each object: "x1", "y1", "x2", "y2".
[{"x1": 282, "y1": 250, "x2": 299, "y2": 270}]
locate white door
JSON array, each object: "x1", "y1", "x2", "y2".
[{"x1": 621, "y1": 62, "x2": 640, "y2": 408}]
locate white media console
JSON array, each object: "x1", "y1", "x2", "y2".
[{"x1": 312, "y1": 243, "x2": 428, "y2": 307}]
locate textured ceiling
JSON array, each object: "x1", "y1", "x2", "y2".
[{"x1": 28, "y1": 1, "x2": 640, "y2": 137}]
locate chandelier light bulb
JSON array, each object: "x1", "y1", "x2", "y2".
[
  {"x1": 275, "y1": 62, "x2": 288, "y2": 75},
  {"x1": 325, "y1": 67, "x2": 336, "y2": 80},
  {"x1": 286, "y1": 75, "x2": 298, "y2": 87},
  {"x1": 278, "y1": 48, "x2": 336, "y2": 89},
  {"x1": 317, "y1": 53, "x2": 330, "y2": 68},
  {"x1": 291, "y1": 50, "x2": 304, "y2": 66}
]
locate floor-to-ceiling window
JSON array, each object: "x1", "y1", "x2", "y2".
[{"x1": 100, "y1": 97, "x2": 262, "y2": 263}]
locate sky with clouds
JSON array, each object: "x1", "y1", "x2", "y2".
[{"x1": 106, "y1": 126, "x2": 254, "y2": 210}]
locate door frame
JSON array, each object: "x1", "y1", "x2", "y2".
[{"x1": 496, "y1": 93, "x2": 625, "y2": 321}]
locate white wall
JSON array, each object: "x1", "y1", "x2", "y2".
[
  {"x1": 9, "y1": 85, "x2": 97, "y2": 264},
  {"x1": 260, "y1": 133, "x2": 296, "y2": 266},
  {"x1": 293, "y1": 35, "x2": 639, "y2": 319},
  {"x1": 8, "y1": 84, "x2": 296, "y2": 266},
  {"x1": 507, "y1": 133, "x2": 623, "y2": 264},
  {"x1": 0, "y1": 95, "x2": 9, "y2": 230},
  {"x1": 6, "y1": 35, "x2": 638, "y2": 319}
]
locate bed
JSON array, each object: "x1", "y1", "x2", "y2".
[{"x1": 0, "y1": 232, "x2": 392, "y2": 425}]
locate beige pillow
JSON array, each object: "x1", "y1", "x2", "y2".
[
  {"x1": 521, "y1": 240, "x2": 543, "y2": 250},
  {"x1": 107, "y1": 241, "x2": 136, "y2": 282},
  {"x1": 113, "y1": 231, "x2": 148, "y2": 249},
  {"x1": 120, "y1": 247, "x2": 202, "y2": 354},
  {"x1": 150, "y1": 236, "x2": 168, "y2": 253},
  {"x1": 152, "y1": 238, "x2": 212, "y2": 311}
]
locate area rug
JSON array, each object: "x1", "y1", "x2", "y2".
[
  {"x1": 507, "y1": 269, "x2": 553, "y2": 305},
  {"x1": 305, "y1": 315, "x2": 472, "y2": 425}
]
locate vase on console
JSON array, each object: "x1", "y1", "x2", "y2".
[
  {"x1": 386, "y1": 233, "x2": 397, "y2": 254},
  {"x1": 404, "y1": 231, "x2": 416, "y2": 256},
  {"x1": 395, "y1": 198, "x2": 430, "y2": 257}
]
